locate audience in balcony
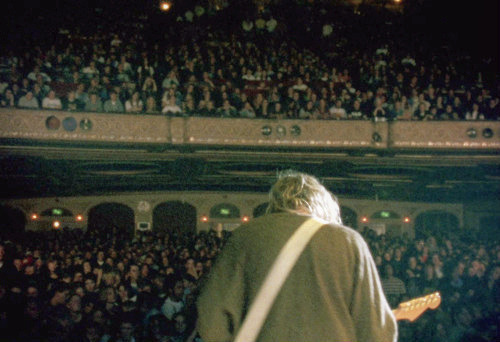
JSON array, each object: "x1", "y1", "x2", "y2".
[{"x1": 0, "y1": 2, "x2": 498, "y2": 122}]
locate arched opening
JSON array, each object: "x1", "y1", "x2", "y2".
[
  {"x1": 0, "y1": 205, "x2": 26, "y2": 240},
  {"x1": 340, "y1": 206, "x2": 357, "y2": 229},
  {"x1": 415, "y1": 210, "x2": 459, "y2": 241},
  {"x1": 153, "y1": 201, "x2": 197, "y2": 235},
  {"x1": 253, "y1": 202, "x2": 269, "y2": 218},
  {"x1": 479, "y1": 215, "x2": 500, "y2": 242},
  {"x1": 87, "y1": 203, "x2": 135, "y2": 241}
]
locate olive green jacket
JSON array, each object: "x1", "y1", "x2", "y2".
[{"x1": 197, "y1": 212, "x2": 397, "y2": 342}]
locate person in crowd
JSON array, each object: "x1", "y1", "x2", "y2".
[
  {"x1": 75, "y1": 83, "x2": 89, "y2": 105},
  {"x1": 142, "y1": 76, "x2": 158, "y2": 100},
  {"x1": 329, "y1": 99, "x2": 347, "y2": 119},
  {"x1": 348, "y1": 99, "x2": 366, "y2": 120},
  {"x1": 239, "y1": 101, "x2": 256, "y2": 118},
  {"x1": 125, "y1": 92, "x2": 144, "y2": 114},
  {"x1": 41, "y1": 90, "x2": 63, "y2": 110},
  {"x1": 17, "y1": 91, "x2": 40, "y2": 109},
  {"x1": 372, "y1": 97, "x2": 389, "y2": 121},
  {"x1": 413, "y1": 102, "x2": 433, "y2": 120},
  {"x1": 144, "y1": 96, "x2": 160, "y2": 114},
  {"x1": 162, "y1": 71, "x2": 180, "y2": 91},
  {"x1": 299, "y1": 100, "x2": 319, "y2": 119},
  {"x1": 65, "y1": 91, "x2": 84, "y2": 111},
  {"x1": 485, "y1": 98, "x2": 499, "y2": 120},
  {"x1": 198, "y1": 100, "x2": 216, "y2": 117},
  {"x1": 104, "y1": 92, "x2": 125, "y2": 113},
  {"x1": 85, "y1": 93, "x2": 104, "y2": 112},
  {"x1": 439, "y1": 104, "x2": 460, "y2": 120},
  {"x1": 217, "y1": 99, "x2": 237, "y2": 118},
  {"x1": 81, "y1": 61, "x2": 100, "y2": 80},
  {"x1": 269, "y1": 101, "x2": 284, "y2": 119},
  {"x1": 182, "y1": 95, "x2": 197, "y2": 116},
  {"x1": 161, "y1": 96, "x2": 182, "y2": 116},
  {"x1": 381, "y1": 264, "x2": 407, "y2": 308},
  {"x1": 465, "y1": 103, "x2": 485, "y2": 121},
  {"x1": 161, "y1": 279, "x2": 185, "y2": 321}
]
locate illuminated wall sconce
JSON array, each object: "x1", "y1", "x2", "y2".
[{"x1": 159, "y1": 1, "x2": 172, "y2": 11}]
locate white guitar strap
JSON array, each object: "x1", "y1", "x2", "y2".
[{"x1": 234, "y1": 217, "x2": 327, "y2": 342}]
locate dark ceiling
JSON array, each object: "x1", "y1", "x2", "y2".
[{"x1": 1, "y1": 144, "x2": 499, "y2": 203}]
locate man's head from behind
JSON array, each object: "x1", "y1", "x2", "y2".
[{"x1": 266, "y1": 170, "x2": 342, "y2": 225}]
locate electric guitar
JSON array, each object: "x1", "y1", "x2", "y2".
[{"x1": 393, "y1": 292, "x2": 441, "y2": 322}]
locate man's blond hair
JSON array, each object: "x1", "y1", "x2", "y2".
[{"x1": 266, "y1": 170, "x2": 342, "y2": 225}]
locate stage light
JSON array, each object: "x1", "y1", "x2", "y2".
[
  {"x1": 361, "y1": 216, "x2": 369, "y2": 223},
  {"x1": 201, "y1": 215, "x2": 208, "y2": 222},
  {"x1": 160, "y1": 1, "x2": 172, "y2": 11},
  {"x1": 404, "y1": 216, "x2": 411, "y2": 223},
  {"x1": 242, "y1": 216, "x2": 249, "y2": 222},
  {"x1": 53, "y1": 221, "x2": 61, "y2": 229},
  {"x1": 31, "y1": 214, "x2": 38, "y2": 220},
  {"x1": 76, "y1": 215, "x2": 83, "y2": 222}
]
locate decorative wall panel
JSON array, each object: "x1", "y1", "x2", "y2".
[
  {"x1": 0, "y1": 109, "x2": 169, "y2": 143},
  {"x1": 1, "y1": 109, "x2": 499, "y2": 151},
  {"x1": 184, "y1": 118, "x2": 386, "y2": 148},
  {"x1": 390, "y1": 121, "x2": 500, "y2": 149}
]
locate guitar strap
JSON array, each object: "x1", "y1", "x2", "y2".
[{"x1": 234, "y1": 217, "x2": 327, "y2": 342}]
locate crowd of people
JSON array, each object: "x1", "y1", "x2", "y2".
[
  {"x1": 0, "y1": 219, "x2": 498, "y2": 341},
  {"x1": 0, "y1": 2, "x2": 498, "y2": 339},
  {"x1": 0, "y1": 2, "x2": 498, "y2": 121}
]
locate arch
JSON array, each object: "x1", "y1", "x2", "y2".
[
  {"x1": 210, "y1": 203, "x2": 240, "y2": 219},
  {"x1": 478, "y1": 215, "x2": 500, "y2": 242},
  {"x1": 0, "y1": 205, "x2": 26, "y2": 240},
  {"x1": 340, "y1": 206, "x2": 358, "y2": 229},
  {"x1": 40, "y1": 207, "x2": 73, "y2": 217},
  {"x1": 87, "y1": 203, "x2": 135, "y2": 241},
  {"x1": 415, "y1": 210, "x2": 459, "y2": 240},
  {"x1": 153, "y1": 201, "x2": 197, "y2": 235},
  {"x1": 253, "y1": 202, "x2": 269, "y2": 218}
]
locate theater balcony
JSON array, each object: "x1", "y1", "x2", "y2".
[{"x1": 1, "y1": 108, "x2": 499, "y2": 203}]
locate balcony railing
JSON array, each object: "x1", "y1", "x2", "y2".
[{"x1": 1, "y1": 108, "x2": 499, "y2": 151}]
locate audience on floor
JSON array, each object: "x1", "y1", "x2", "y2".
[{"x1": 0, "y1": 219, "x2": 498, "y2": 341}]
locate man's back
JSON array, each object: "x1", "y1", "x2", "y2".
[{"x1": 197, "y1": 212, "x2": 397, "y2": 342}]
